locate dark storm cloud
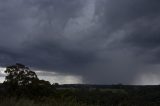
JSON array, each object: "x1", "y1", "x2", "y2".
[
  {"x1": 0, "y1": 0, "x2": 160, "y2": 84},
  {"x1": 0, "y1": 0, "x2": 97, "y2": 72}
]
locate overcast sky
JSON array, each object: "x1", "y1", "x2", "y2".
[{"x1": 0, "y1": 0, "x2": 160, "y2": 85}]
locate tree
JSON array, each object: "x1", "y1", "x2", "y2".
[
  {"x1": 4, "y1": 63, "x2": 38, "y2": 87},
  {"x1": 3, "y1": 63, "x2": 52, "y2": 96}
]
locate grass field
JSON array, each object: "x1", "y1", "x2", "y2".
[{"x1": 0, "y1": 97, "x2": 98, "y2": 106}]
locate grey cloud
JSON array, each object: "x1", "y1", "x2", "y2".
[{"x1": 0, "y1": 0, "x2": 160, "y2": 84}]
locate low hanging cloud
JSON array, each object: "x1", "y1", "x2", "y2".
[{"x1": 0, "y1": 0, "x2": 160, "y2": 84}]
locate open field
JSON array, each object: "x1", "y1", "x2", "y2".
[{"x1": 1, "y1": 84, "x2": 160, "y2": 106}]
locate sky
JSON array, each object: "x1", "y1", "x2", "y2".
[{"x1": 0, "y1": 0, "x2": 160, "y2": 85}]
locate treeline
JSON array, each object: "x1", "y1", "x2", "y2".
[
  {"x1": 0, "y1": 63, "x2": 54, "y2": 97},
  {"x1": 1, "y1": 63, "x2": 160, "y2": 106}
]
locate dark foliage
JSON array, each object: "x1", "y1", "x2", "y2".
[
  {"x1": 1, "y1": 64, "x2": 160, "y2": 105},
  {"x1": 3, "y1": 63, "x2": 53, "y2": 96}
]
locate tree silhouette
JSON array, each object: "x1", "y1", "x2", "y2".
[
  {"x1": 4, "y1": 63, "x2": 38, "y2": 87},
  {"x1": 3, "y1": 63, "x2": 52, "y2": 96}
]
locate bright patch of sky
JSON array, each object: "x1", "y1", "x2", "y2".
[{"x1": 0, "y1": 67, "x2": 83, "y2": 84}]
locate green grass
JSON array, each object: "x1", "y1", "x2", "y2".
[
  {"x1": 0, "y1": 97, "x2": 96, "y2": 106},
  {"x1": 0, "y1": 97, "x2": 158, "y2": 106}
]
